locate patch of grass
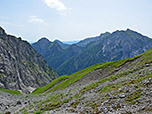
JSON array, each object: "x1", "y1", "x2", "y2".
[
  {"x1": 17, "y1": 107, "x2": 27, "y2": 113},
  {"x1": 32, "y1": 75, "x2": 68, "y2": 94},
  {"x1": 66, "y1": 109, "x2": 77, "y2": 113},
  {"x1": 0, "y1": 88, "x2": 21, "y2": 95},
  {"x1": 33, "y1": 110, "x2": 44, "y2": 114},
  {"x1": 71, "y1": 99, "x2": 80, "y2": 108},
  {"x1": 0, "y1": 73, "x2": 5, "y2": 77},
  {"x1": 35, "y1": 93, "x2": 63, "y2": 111},
  {"x1": 42, "y1": 101, "x2": 61, "y2": 110},
  {"x1": 48, "y1": 42, "x2": 55, "y2": 48},
  {"x1": 124, "y1": 89, "x2": 143, "y2": 104},
  {"x1": 99, "y1": 82, "x2": 122, "y2": 93}
]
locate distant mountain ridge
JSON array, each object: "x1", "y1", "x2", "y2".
[
  {"x1": 54, "y1": 40, "x2": 71, "y2": 49},
  {"x1": 0, "y1": 26, "x2": 58, "y2": 93},
  {"x1": 32, "y1": 29, "x2": 152, "y2": 76},
  {"x1": 76, "y1": 32, "x2": 111, "y2": 47}
]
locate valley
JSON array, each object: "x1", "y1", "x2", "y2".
[
  {"x1": 0, "y1": 27, "x2": 152, "y2": 114},
  {"x1": 32, "y1": 29, "x2": 152, "y2": 76},
  {"x1": 0, "y1": 1, "x2": 152, "y2": 114}
]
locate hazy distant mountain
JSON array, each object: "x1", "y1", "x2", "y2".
[
  {"x1": 32, "y1": 29, "x2": 152, "y2": 76},
  {"x1": 0, "y1": 27, "x2": 58, "y2": 93},
  {"x1": 54, "y1": 40, "x2": 71, "y2": 49},
  {"x1": 76, "y1": 32, "x2": 110, "y2": 47},
  {"x1": 32, "y1": 39, "x2": 82, "y2": 70}
]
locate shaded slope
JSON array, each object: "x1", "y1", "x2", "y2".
[
  {"x1": 0, "y1": 26, "x2": 58, "y2": 93},
  {"x1": 54, "y1": 40, "x2": 70, "y2": 49},
  {"x1": 57, "y1": 29, "x2": 152, "y2": 75},
  {"x1": 76, "y1": 32, "x2": 111, "y2": 47},
  {"x1": 32, "y1": 39, "x2": 82, "y2": 70},
  {"x1": 32, "y1": 29, "x2": 152, "y2": 76}
]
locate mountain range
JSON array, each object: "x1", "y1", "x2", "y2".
[
  {"x1": 0, "y1": 26, "x2": 152, "y2": 114},
  {"x1": 0, "y1": 26, "x2": 58, "y2": 93},
  {"x1": 9, "y1": 42, "x2": 152, "y2": 114},
  {"x1": 32, "y1": 29, "x2": 152, "y2": 76}
]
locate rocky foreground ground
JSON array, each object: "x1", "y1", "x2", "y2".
[{"x1": 1, "y1": 59, "x2": 152, "y2": 114}]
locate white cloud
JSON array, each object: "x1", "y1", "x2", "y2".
[
  {"x1": 28, "y1": 16, "x2": 45, "y2": 24},
  {"x1": 43, "y1": 0, "x2": 68, "y2": 11}
]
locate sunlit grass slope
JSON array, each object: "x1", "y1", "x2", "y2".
[{"x1": 32, "y1": 47, "x2": 149, "y2": 94}]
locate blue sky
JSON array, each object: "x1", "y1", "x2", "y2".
[{"x1": 0, "y1": 0, "x2": 152, "y2": 42}]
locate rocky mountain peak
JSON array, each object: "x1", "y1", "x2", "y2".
[
  {"x1": 126, "y1": 28, "x2": 138, "y2": 32},
  {"x1": 54, "y1": 39, "x2": 70, "y2": 49},
  {"x1": 0, "y1": 26, "x2": 5, "y2": 34},
  {"x1": 0, "y1": 26, "x2": 7, "y2": 38},
  {"x1": 0, "y1": 26, "x2": 58, "y2": 93},
  {"x1": 54, "y1": 39, "x2": 62, "y2": 43}
]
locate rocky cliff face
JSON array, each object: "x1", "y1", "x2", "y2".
[{"x1": 0, "y1": 26, "x2": 58, "y2": 93}]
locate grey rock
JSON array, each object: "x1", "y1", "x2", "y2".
[
  {"x1": 0, "y1": 26, "x2": 58, "y2": 93},
  {"x1": 119, "y1": 93, "x2": 126, "y2": 98}
]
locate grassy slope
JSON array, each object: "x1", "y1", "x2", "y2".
[
  {"x1": 32, "y1": 49, "x2": 143, "y2": 94},
  {"x1": 32, "y1": 75, "x2": 69, "y2": 94},
  {"x1": 0, "y1": 88, "x2": 21, "y2": 95}
]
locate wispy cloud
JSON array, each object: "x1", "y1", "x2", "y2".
[
  {"x1": 43, "y1": 0, "x2": 68, "y2": 11},
  {"x1": 28, "y1": 16, "x2": 45, "y2": 24}
]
